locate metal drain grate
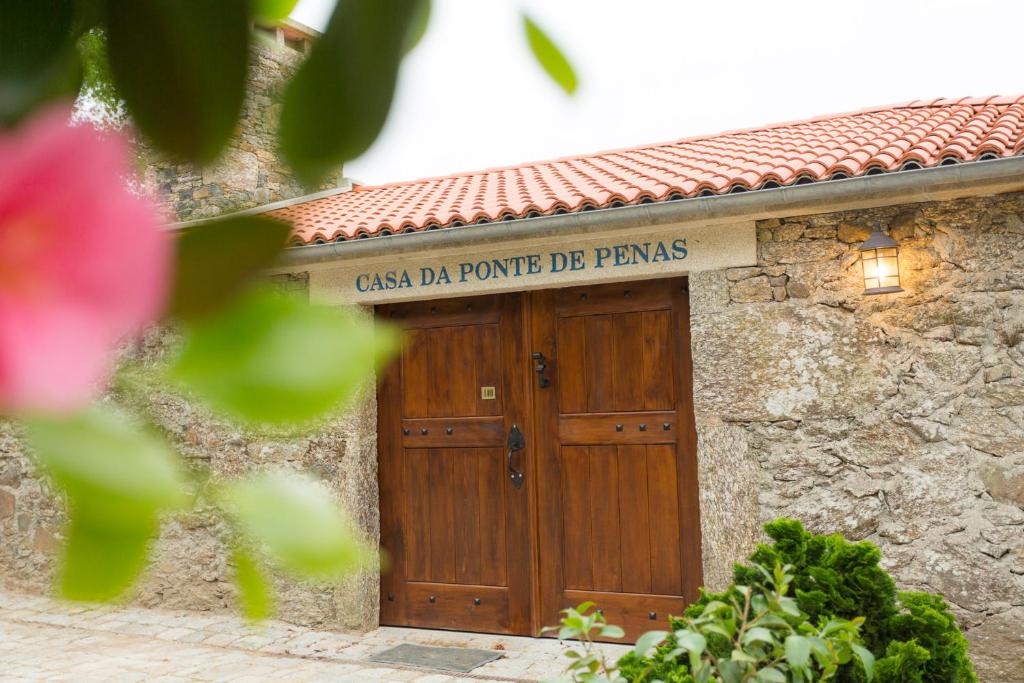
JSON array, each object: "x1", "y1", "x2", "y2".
[{"x1": 368, "y1": 643, "x2": 504, "y2": 673}]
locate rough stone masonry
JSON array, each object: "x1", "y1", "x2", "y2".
[{"x1": 691, "y1": 191, "x2": 1024, "y2": 682}]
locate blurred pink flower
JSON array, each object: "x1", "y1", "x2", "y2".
[{"x1": 0, "y1": 107, "x2": 170, "y2": 414}]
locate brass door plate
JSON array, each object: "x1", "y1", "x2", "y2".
[{"x1": 480, "y1": 386, "x2": 496, "y2": 400}]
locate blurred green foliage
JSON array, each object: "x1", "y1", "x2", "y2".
[
  {"x1": 25, "y1": 408, "x2": 189, "y2": 600},
  {"x1": 523, "y1": 14, "x2": 578, "y2": 96},
  {"x1": 169, "y1": 216, "x2": 292, "y2": 321},
  {"x1": 3, "y1": 0, "x2": 578, "y2": 620},
  {"x1": 280, "y1": 0, "x2": 422, "y2": 186},
  {"x1": 222, "y1": 471, "x2": 371, "y2": 579},
  {"x1": 171, "y1": 287, "x2": 398, "y2": 425}
]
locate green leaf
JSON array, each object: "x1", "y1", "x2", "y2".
[
  {"x1": 280, "y1": 0, "x2": 420, "y2": 186},
  {"x1": 25, "y1": 407, "x2": 189, "y2": 602},
  {"x1": 222, "y1": 470, "x2": 370, "y2": 579},
  {"x1": 633, "y1": 630, "x2": 669, "y2": 657},
  {"x1": 168, "y1": 216, "x2": 291, "y2": 321},
  {"x1": 25, "y1": 407, "x2": 189, "y2": 523},
  {"x1": 852, "y1": 644, "x2": 875, "y2": 681},
  {"x1": 742, "y1": 627, "x2": 775, "y2": 645},
  {"x1": 675, "y1": 631, "x2": 706, "y2": 655},
  {"x1": 599, "y1": 625, "x2": 624, "y2": 639},
  {"x1": 785, "y1": 635, "x2": 811, "y2": 669},
  {"x1": 0, "y1": 0, "x2": 81, "y2": 126},
  {"x1": 522, "y1": 14, "x2": 577, "y2": 95},
  {"x1": 103, "y1": 0, "x2": 250, "y2": 162},
  {"x1": 60, "y1": 511, "x2": 155, "y2": 601},
  {"x1": 403, "y1": 0, "x2": 431, "y2": 55},
  {"x1": 231, "y1": 545, "x2": 274, "y2": 621},
  {"x1": 251, "y1": 0, "x2": 300, "y2": 23},
  {"x1": 171, "y1": 287, "x2": 398, "y2": 425},
  {"x1": 756, "y1": 668, "x2": 786, "y2": 683}
]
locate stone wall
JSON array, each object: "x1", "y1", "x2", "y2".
[
  {"x1": 690, "y1": 190, "x2": 1024, "y2": 682},
  {"x1": 143, "y1": 41, "x2": 338, "y2": 222}
]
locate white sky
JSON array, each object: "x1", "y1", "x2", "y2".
[{"x1": 291, "y1": 0, "x2": 1023, "y2": 186}]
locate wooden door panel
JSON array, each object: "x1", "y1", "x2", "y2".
[
  {"x1": 533, "y1": 278, "x2": 702, "y2": 642},
  {"x1": 406, "y1": 583, "x2": 511, "y2": 632},
  {"x1": 378, "y1": 294, "x2": 532, "y2": 636},
  {"x1": 563, "y1": 590, "x2": 686, "y2": 638},
  {"x1": 556, "y1": 444, "x2": 684, "y2": 596}
]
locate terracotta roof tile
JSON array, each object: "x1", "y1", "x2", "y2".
[{"x1": 268, "y1": 98, "x2": 1024, "y2": 244}]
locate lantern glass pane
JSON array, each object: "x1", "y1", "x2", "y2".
[{"x1": 861, "y1": 246, "x2": 901, "y2": 293}]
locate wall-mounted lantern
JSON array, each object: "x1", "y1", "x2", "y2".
[{"x1": 859, "y1": 229, "x2": 903, "y2": 295}]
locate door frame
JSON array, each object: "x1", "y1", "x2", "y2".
[{"x1": 375, "y1": 277, "x2": 702, "y2": 638}]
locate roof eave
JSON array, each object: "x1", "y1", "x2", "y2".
[{"x1": 275, "y1": 156, "x2": 1024, "y2": 270}]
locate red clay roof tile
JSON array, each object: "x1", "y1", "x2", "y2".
[{"x1": 267, "y1": 98, "x2": 1024, "y2": 244}]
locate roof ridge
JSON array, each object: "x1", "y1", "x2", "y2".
[{"x1": 348, "y1": 95, "x2": 1024, "y2": 192}]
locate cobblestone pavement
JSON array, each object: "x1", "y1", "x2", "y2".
[{"x1": 0, "y1": 592, "x2": 629, "y2": 682}]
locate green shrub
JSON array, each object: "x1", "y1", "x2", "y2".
[
  {"x1": 563, "y1": 563, "x2": 873, "y2": 683},
  {"x1": 619, "y1": 519, "x2": 976, "y2": 683}
]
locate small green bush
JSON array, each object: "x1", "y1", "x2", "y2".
[
  {"x1": 561, "y1": 563, "x2": 873, "y2": 683},
  {"x1": 618, "y1": 519, "x2": 976, "y2": 683}
]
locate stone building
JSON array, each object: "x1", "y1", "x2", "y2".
[{"x1": 1, "y1": 70, "x2": 1023, "y2": 683}]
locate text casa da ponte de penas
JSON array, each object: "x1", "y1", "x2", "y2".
[{"x1": 355, "y1": 238, "x2": 689, "y2": 293}]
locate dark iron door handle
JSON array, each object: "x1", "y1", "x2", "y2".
[{"x1": 507, "y1": 423, "x2": 525, "y2": 489}]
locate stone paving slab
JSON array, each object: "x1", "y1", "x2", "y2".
[{"x1": 0, "y1": 591, "x2": 629, "y2": 682}]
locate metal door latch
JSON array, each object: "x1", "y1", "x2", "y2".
[
  {"x1": 531, "y1": 352, "x2": 551, "y2": 388},
  {"x1": 507, "y1": 424, "x2": 526, "y2": 489}
]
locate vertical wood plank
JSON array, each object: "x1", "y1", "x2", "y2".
[
  {"x1": 647, "y1": 444, "x2": 682, "y2": 595},
  {"x1": 612, "y1": 313, "x2": 645, "y2": 411},
  {"x1": 556, "y1": 316, "x2": 588, "y2": 414},
  {"x1": 478, "y1": 447, "x2": 508, "y2": 586},
  {"x1": 589, "y1": 445, "x2": 621, "y2": 592},
  {"x1": 585, "y1": 315, "x2": 615, "y2": 413},
  {"x1": 476, "y1": 323, "x2": 503, "y2": 416},
  {"x1": 618, "y1": 445, "x2": 653, "y2": 594},
  {"x1": 428, "y1": 448, "x2": 456, "y2": 582},
  {"x1": 404, "y1": 448, "x2": 431, "y2": 582},
  {"x1": 560, "y1": 446, "x2": 592, "y2": 590},
  {"x1": 450, "y1": 326, "x2": 479, "y2": 417},
  {"x1": 402, "y1": 329, "x2": 430, "y2": 418},
  {"x1": 454, "y1": 450, "x2": 482, "y2": 585},
  {"x1": 642, "y1": 310, "x2": 675, "y2": 411},
  {"x1": 427, "y1": 328, "x2": 452, "y2": 418}
]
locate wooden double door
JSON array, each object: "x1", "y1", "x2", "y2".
[{"x1": 377, "y1": 278, "x2": 702, "y2": 640}]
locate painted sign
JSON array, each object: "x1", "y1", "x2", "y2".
[
  {"x1": 309, "y1": 221, "x2": 756, "y2": 305},
  {"x1": 355, "y1": 238, "x2": 688, "y2": 295}
]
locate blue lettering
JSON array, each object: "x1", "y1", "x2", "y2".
[
  {"x1": 356, "y1": 273, "x2": 370, "y2": 292},
  {"x1": 436, "y1": 266, "x2": 451, "y2": 285},
  {"x1": 459, "y1": 262, "x2": 473, "y2": 282},
  {"x1": 420, "y1": 267, "x2": 435, "y2": 286},
  {"x1": 652, "y1": 241, "x2": 670, "y2": 262},
  {"x1": 630, "y1": 242, "x2": 651, "y2": 264},
  {"x1": 550, "y1": 252, "x2": 568, "y2": 273},
  {"x1": 594, "y1": 247, "x2": 611, "y2": 268},
  {"x1": 613, "y1": 244, "x2": 629, "y2": 266},
  {"x1": 672, "y1": 238, "x2": 688, "y2": 260},
  {"x1": 569, "y1": 249, "x2": 585, "y2": 271}
]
